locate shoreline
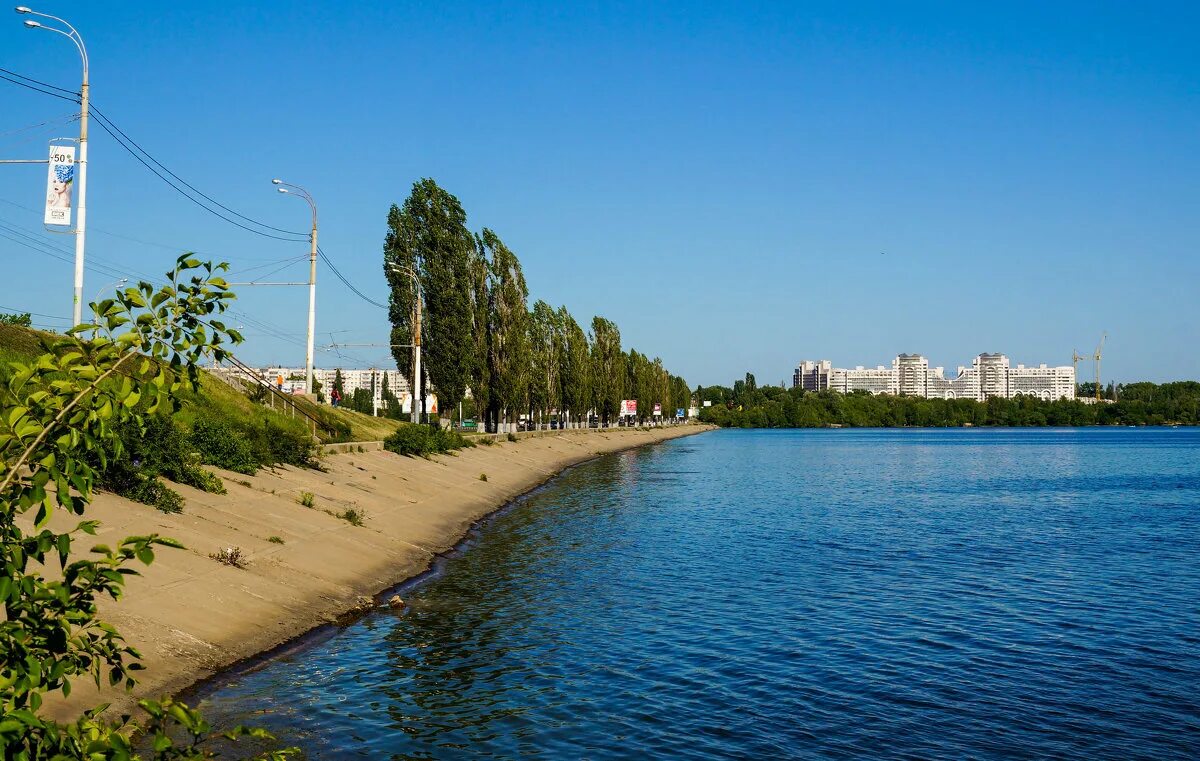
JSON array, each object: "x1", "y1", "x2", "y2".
[
  {"x1": 47, "y1": 424, "x2": 713, "y2": 721},
  {"x1": 178, "y1": 454, "x2": 592, "y2": 707}
]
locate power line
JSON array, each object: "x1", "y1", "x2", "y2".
[
  {"x1": 0, "y1": 216, "x2": 159, "y2": 282},
  {"x1": 0, "y1": 197, "x2": 280, "y2": 263},
  {"x1": 0, "y1": 113, "x2": 78, "y2": 140},
  {"x1": 0, "y1": 66, "x2": 76, "y2": 96},
  {"x1": 88, "y1": 110, "x2": 309, "y2": 244},
  {"x1": 89, "y1": 104, "x2": 308, "y2": 239},
  {"x1": 318, "y1": 246, "x2": 388, "y2": 309},
  {"x1": 0, "y1": 303, "x2": 70, "y2": 320},
  {"x1": 0, "y1": 69, "x2": 79, "y2": 104}
]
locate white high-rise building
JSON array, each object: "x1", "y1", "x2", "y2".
[{"x1": 794, "y1": 353, "x2": 1075, "y2": 402}]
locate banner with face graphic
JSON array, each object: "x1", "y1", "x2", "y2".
[{"x1": 44, "y1": 144, "x2": 76, "y2": 226}]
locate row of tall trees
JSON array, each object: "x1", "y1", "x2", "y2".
[{"x1": 383, "y1": 179, "x2": 690, "y2": 431}]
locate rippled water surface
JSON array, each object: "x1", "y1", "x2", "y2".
[{"x1": 197, "y1": 428, "x2": 1200, "y2": 759}]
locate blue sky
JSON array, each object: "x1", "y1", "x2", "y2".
[{"x1": 1, "y1": 1, "x2": 1197, "y2": 385}]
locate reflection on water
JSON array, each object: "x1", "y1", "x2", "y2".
[{"x1": 196, "y1": 429, "x2": 1200, "y2": 759}]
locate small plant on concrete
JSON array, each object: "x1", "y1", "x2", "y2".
[
  {"x1": 210, "y1": 546, "x2": 248, "y2": 568},
  {"x1": 299, "y1": 491, "x2": 315, "y2": 508},
  {"x1": 357, "y1": 445, "x2": 365, "y2": 453},
  {"x1": 479, "y1": 473, "x2": 488, "y2": 482},
  {"x1": 267, "y1": 536, "x2": 284, "y2": 544},
  {"x1": 338, "y1": 507, "x2": 364, "y2": 526},
  {"x1": 507, "y1": 432, "x2": 518, "y2": 442},
  {"x1": 479, "y1": 437, "x2": 495, "y2": 446}
]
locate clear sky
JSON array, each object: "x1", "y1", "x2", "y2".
[{"x1": 1, "y1": 1, "x2": 1197, "y2": 386}]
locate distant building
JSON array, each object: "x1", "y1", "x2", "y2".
[
  {"x1": 793, "y1": 353, "x2": 1075, "y2": 402},
  {"x1": 793, "y1": 360, "x2": 832, "y2": 392},
  {"x1": 212, "y1": 365, "x2": 437, "y2": 413}
]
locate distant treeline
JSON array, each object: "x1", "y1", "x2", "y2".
[{"x1": 696, "y1": 375, "x2": 1200, "y2": 428}]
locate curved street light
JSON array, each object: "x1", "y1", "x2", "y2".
[
  {"x1": 271, "y1": 179, "x2": 318, "y2": 396},
  {"x1": 16, "y1": 5, "x2": 90, "y2": 325}
]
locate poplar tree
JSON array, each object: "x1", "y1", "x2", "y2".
[
  {"x1": 590, "y1": 317, "x2": 623, "y2": 425},
  {"x1": 558, "y1": 306, "x2": 591, "y2": 427},
  {"x1": 469, "y1": 241, "x2": 491, "y2": 427},
  {"x1": 482, "y1": 229, "x2": 530, "y2": 432},
  {"x1": 332, "y1": 368, "x2": 344, "y2": 397},
  {"x1": 528, "y1": 300, "x2": 561, "y2": 427},
  {"x1": 384, "y1": 179, "x2": 475, "y2": 420}
]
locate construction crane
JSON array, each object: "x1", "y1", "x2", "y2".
[
  {"x1": 1093, "y1": 332, "x2": 1107, "y2": 402},
  {"x1": 1072, "y1": 349, "x2": 1088, "y2": 393}
]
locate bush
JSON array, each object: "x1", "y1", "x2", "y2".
[
  {"x1": 479, "y1": 473, "x2": 488, "y2": 482},
  {"x1": 190, "y1": 415, "x2": 259, "y2": 474},
  {"x1": 210, "y1": 546, "x2": 248, "y2": 568},
  {"x1": 338, "y1": 508, "x2": 364, "y2": 526},
  {"x1": 384, "y1": 424, "x2": 474, "y2": 457},
  {"x1": 507, "y1": 432, "x2": 518, "y2": 442},
  {"x1": 268, "y1": 535, "x2": 284, "y2": 544},
  {"x1": 299, "y1": 491, "x2": 315, "y2": 508},
  {"x1": 97, "y1": 417, "x2": 226, "y2": 511}
]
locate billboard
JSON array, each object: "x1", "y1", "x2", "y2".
[
  {"x1": 653, "y1": 403, "x2": 662, "y2": 416},
  {"x1": 676, "y1": 408, "x2": 685, "y2": 418},
  {"x1": 44, "y1": 144, "x2": 76, "y2": 227},
  {"x1": 620, "y1": 399, "x2": 637, "y2": 417}
]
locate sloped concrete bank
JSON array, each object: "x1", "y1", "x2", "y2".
[{"x1": 48, "y1": 425, "x2": 713, "y2": 720}]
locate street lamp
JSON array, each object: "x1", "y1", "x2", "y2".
[
  {"x1": 17, "y1": 5, "x2": 89, "y2": 326},
  {"x1": 271, "y1": 179, "x2": 318, "y2": 397},
  {"x1": 388, "y1": 263, "x2": 422, "y2": 424}
]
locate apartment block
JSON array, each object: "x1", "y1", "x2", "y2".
[{"x1": 794, "y1": 353, "x2": 1075, "y2": 402}]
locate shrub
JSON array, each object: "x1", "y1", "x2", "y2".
[
  {"x1": 507, "y1": 432, "x2": 518, "y2": 442},
  {"x1": 190, "y1": 415, "x2": 258, "y2": 474},
  {"x1": 384, "y1": 425, "x2": 474, "y2": 457},
  {"x1": 384, "y1": 424, "x2": 432, "y2": 456},
  {"x1": 267, "y1": 535, "x2": 284, "y2": 544},
  {"x1": 338, "y1": 508, "x2": 364, "y2": 526},
  {"x1": 299, "y1": 491, "x2": 315, "y2": 508},
  {"x1": 479, "y1": 473, "x2": 488, "y2": 482},
  {"x1": 210, "y1": 546, "x2": 248, "y2": 568}
]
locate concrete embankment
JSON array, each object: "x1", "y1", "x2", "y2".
[{"x1": 48, "y1": 425, "x2": 713, "y2": 720}]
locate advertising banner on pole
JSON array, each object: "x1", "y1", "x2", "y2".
[
  {"x1": 44, "y1": 144, "x2": 76, "y2": 227},
  {"x1": 676, "y1": 408, "x2": 685, "y2": 418},
  {"x1": 620, "y1": 399, "x2": 637, "y2": 417},
  {"x1": 653, "y1": 403, "x2": 662, "y2": 416}
]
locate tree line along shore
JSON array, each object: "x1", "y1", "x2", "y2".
[
  {"x1": 381, "y1": 179, "x2": 690, "y2": 431},
  {"x1": 697, "y1": 374, "x2": 1200, "y2": 428}
]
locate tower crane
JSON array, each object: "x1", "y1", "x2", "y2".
[
  {"x1": 1072, "y1": 349, "x2": 1088, "y2": 394},
  {"x1": 1093, "y1": 332, "x2": 1106, "y2": 402}
]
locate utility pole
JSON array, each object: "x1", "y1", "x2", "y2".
[
  {"x1": 272, "y1": 179, "x2": 318, "y2": 396},
  {"x1": 387, "y1": 264, "x2": 422, "y2": 424},
  {"x1": 17, "y1": 6, "x2": 89, "y2": 324}
]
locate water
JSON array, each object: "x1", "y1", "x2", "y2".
[{"x1": 195, "y1": 428, "x2": 1200, "y2": 759}]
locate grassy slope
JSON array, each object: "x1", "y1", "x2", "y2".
[{"x1": 0, "y1": 324, "x2": 399, "y2": 443}]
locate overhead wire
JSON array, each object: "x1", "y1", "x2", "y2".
[
  {"x1": 0, "y1": 66, "x2": 77, "y2": 96},
  {"x1": 89, "y1": 111, "x2": 309, "y2": 244},
  {"x1": 89, "y1": 105, "x2": 308, "y2": 239},
  {"x1": 318, "y1": 246, "x2": 388, "y2": 309},
  {"x1": 0, "y1": 69, "x2": 79, "y2": 104},
  {"x1": 3, "y1": 67, "x2": 395, "y2": 366},
  {"x1": 0, "y1": 216, "x2": 159, "y2": 282},
  {"x1": 0, "y1": 113, "x2": 78, "y2": 140}
]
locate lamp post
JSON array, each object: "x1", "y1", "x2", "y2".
[
  {"x1": 271, "y1": 179, "x2": 317, "y2": 397},
  {"x1": 17, "y1": 5, "x2": 89, "y2": 325},
  {"x1": 388, "y1": 264, "x2": 422, "y2": 424}
]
